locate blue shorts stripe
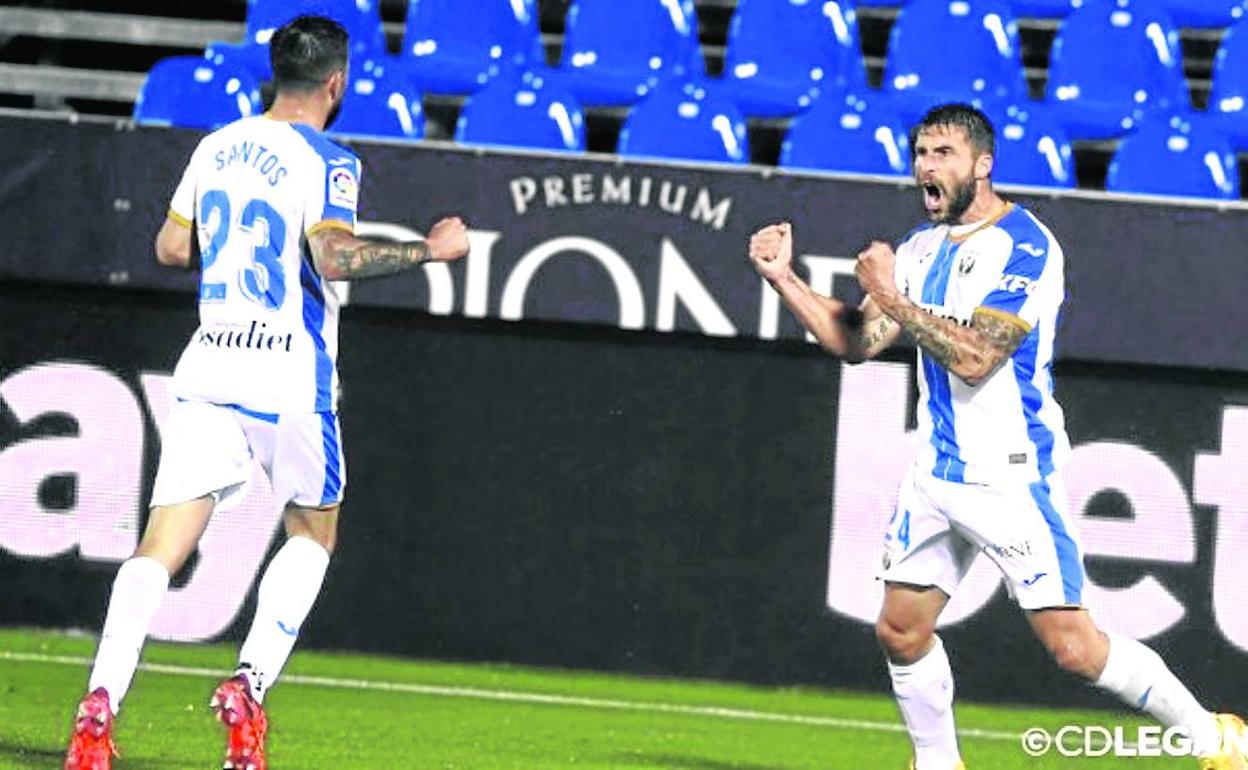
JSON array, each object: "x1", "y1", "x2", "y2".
[
  {"x1": 224, "y1": 403, "x2": 280, "y2": 424},
  {"x1": 319, "y1": 412, "x2": 342, "y2": 505},
  {"x1": 1029, "y1": 479, "x2": 1082, "y2": 604}
]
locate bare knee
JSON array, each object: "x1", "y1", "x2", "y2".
[
  {"x1": 876, "y1": 616, "x2": 935, "y2": 665},
  {"x1": 284, "y1": 505, "x2": 339, "y2": 554},
  {"x1": 133, "y1": 498, "x2": 215, "y2": 575},
  {"x1": 133, "y1": 538, "x2": 190, "y2": 575}
]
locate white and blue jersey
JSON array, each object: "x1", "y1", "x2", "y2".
[
  {"x1": 894, "y1": 202, "x2": 1071, "y2": 486},
  {"x1": 166, "y1": 115, "x2": 361, "y2": 416}
]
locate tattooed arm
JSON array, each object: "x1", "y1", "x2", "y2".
[
  {"x1": 855, "y1": 240, "x2": 1030, "y2": 386},
  {"x1": 749, "y1": 223, "x2": 903, "y2": 361},
  {"x1": 308, "y1": 217, "x2": 469, "y2": 281},
  {"x1": 877, "y1": 296, "x2": 1030, "y2": 385}
]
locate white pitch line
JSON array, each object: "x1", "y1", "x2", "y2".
[{"x1": 0, "y1": 649, "x2": 1020, "y2": 743}]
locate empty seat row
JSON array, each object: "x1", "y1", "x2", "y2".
[
  {"x1": 132, "y1": 57, "x2": 1241, "y2": 200},
  {"x1": 190, "y1": 0, "x2": 1248, "y2": 148},
  {"x1": 131, "y1": 0, "x2": 1248, "y2": 200}
]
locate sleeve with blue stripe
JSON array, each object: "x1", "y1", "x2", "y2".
[
  {"x1": 978, "y1": 233, "x2": 1051, "y2": 329},
  {"x1": 292, "y1": 124, "x2": 361, "y2": 238}
]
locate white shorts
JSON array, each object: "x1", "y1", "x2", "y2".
[
  {"x1": 879, "y1": 467, "x2": 1085, "y2": 610},
  {"x1": 151, "y1": 400, "x2": 346, "y2": 510}
]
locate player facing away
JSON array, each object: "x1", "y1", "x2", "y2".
[
  {"x1": 748, "y1": 103, "x2": 1246, "y2": 770},
  {"x1": 63, "y1": 15, "x2": 470, "y2": 770}
]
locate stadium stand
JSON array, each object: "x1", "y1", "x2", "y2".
[
  {"x1": 454, "y1": 64, "x2": 585, "y2": 151},
  {"x1": 1162, "y1": 0, "x2": 1248, "y2": 29},
  {"x1": 1044, "y1": 0, "x2": 1189, "y2": 141},
  {"x1": 0, "y1": 0, "x2": 1244, "y2": 197},
  {"x1": 882, "y1": 0, "x2": 1029, "y2": 126},
  {"x1": 1008, "y1": 0, "x2": 1075, "y2": 19},
  {"x1": 616, "y1": 76, "x2": 748, "y2": 163},
  {"x1": 720, "y1": 0, "x2": 866, "y2": 118},
  {"x1": 779, "y1": 90, "x2": 909, "y2": 176},
  {"x1": 330, "y1": 60, "x2": 424, "y2": 140},
  {"x1": 985, "y1": 101, "x2": 1076, "y2": 188},
  {"x1": 1208, "y1": 15, "x2": 1248, "y2": 151},
  {"x1": 1107, "y1": 112, "x2": 1240, "y2": 198},
  {"x1": 402, "y1": 0, "x2": 543, "y2": 95},
  {"x1": 243, "y1": 0, "x2": 388, "y2": 63},
  {"x1": 558, "y1": 0, "x2": 702, "y2": 108},
  {"x1": 133, "y1": 55, "x2": 261, "y2": 129}
]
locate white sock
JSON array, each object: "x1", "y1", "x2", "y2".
[
  {"x1": 87, "y1": 556, "x2": 170, "y2": 714},
  {"x1": 236, "y1": 536, "x2": 330, "y2": 703},
  {"x1": 1094, "y1": 632, "x2": 1221, "y2": 756},
  {"x1": 888, "y1": 636, "x2": 962, "y2": 770}
]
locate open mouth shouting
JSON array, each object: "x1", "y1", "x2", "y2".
[{"x1": 922, "y1": 181, "x2": 943, "y2": 214}]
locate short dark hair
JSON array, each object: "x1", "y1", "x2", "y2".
[
  {"x1": 910, "y1": 103, "x2": 996, "y2": 159},
  {"x1": 269, "y1": 15, "x2": 348, "y2": 93}
]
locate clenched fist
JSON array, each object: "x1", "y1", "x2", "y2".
[
  {"x1": 426, "y1": 216, "x2": 470, "y2": 262},
  {"x1": 748, "y1": 222, "x2": 793, "y2": 282},
  {"x1": 854, "y1": 240, "x2": 897, "y2": 300}
]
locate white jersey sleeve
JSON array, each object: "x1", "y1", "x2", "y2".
[
  {"x1": 167, "y1": 140, "x2": 206, "y2": 228},
  {"x1": 301, "y1": 139, "x2": 361, "y2": 238},
  {"x1": 971, "y1": 223, "x2": 1061, "y2": 329}
]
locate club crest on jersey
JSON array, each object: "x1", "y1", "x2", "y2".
[
  {"x1": 328, "y1": 165, "x2": 358, "y2": 209},
  {"x1": 957, "y1": 251, "x2": 977, "y2": 276}
]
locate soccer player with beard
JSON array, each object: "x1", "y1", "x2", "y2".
[
  {"x1": 63, "y1": 15, "x2": 469, "y2": 770},
  {"x1": 748, "y1": 103, "x2": 1246, "y2": 770}
]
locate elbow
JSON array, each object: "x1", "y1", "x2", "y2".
[
  {"x1": 154, "y1": 243, "x2": 188, "y2": 268},
  {"x1": 952, "y1": 362, "x2": 993, "y2": 387},
  {"x1": 313, "y1": 255, "x2": 345, "y2": 281}
]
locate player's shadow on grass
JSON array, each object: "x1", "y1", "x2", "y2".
[
  {"x1": 0, "y1": 740, "x2": 183, "y2": 769},
  {"x1": 614, "y1": 754, "x2": 788, "y2": 770}
]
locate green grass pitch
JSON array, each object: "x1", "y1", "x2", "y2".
[{"x1": 0, "y1": 627, "x2": 1194, "y2": 768}]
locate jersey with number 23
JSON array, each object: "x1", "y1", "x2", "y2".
[{"x1": 166, "y1": 115, "x2": 360, "y2": 415}]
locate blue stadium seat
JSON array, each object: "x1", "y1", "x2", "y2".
[
  {"x1": 1161, "y1": 0, "x2": 1247, "y2": 28},
  {"x1": 455, "y1": 67, "x2": 585, "y2": 151},
  {"x1": 134, "y1": 57, "x2": 263, "y2": 130},
  {"x1": 205, "y1": 1, "x2": 388, "y2": 85},
  {"x1": 987, "y1": 103, "x2": 1075, "y2": 188},
  {"x1": 1208, "y1": 16, "x2": 1248, "y2": 150},
  {"x1": 721, "y1": 0, "x2": 866, "y2": 118},
  {"x1": 1106, "y1": 113, "x2": 1239, "y2": 199},
  {"x1": 330, "y1": 63, "x2": 424, "y2": 140},
  {"x1": 560, "y1": 0, "x2": 702, "y2": 107},
  {"x1": 779, "y1": 91, "x2": 909, "y2": 176},
  {"x1": 245, "y1": 0, "x2": 387, "y2": 69},
  {"x1": 1009, "y1": 0, "x2": 1076, "y2": 18},
  {"x1": 883, "y1": 0, "x2": 1029, "y2": 126},
  {"x1": 618, "y1": 77, "x2": 749, "y2": 163},
  {"x1": 404, "y1": 0, "x2": 543, "y2": 95},
  {"x1": 204, "y1": 40, "x2": 272, "y2": 83},
  {"x1": 1045, "y1": 0, "x2": 1188, "y2": 140}
]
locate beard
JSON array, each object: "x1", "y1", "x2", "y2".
[{"x1": 922, "y1": 174, "x2": 977, "y2": 224}]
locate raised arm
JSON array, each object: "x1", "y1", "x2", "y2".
[
  {"x1": 854, "y1": 240, "x2": 1030, "y2": 386},
  {"x1": 749, "y1": 222, "x2": 902, "y2": 361},
  {"x1": 308, "y1": 216, "x2": 469, "y2": 281}
]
